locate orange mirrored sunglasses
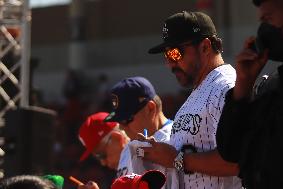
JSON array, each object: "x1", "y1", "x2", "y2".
[
  {"x1": 164, "y1": 48, "x2": 183, "y2": 62},
  {"x1": 164, "y1": 41, "x2": 195, "y2": 62}
]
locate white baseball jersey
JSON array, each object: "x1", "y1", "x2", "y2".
[
  {"x1": 117, "y1": 121, "x2": 179, "y2": 189},
  {"x1": 170, "y1": 64, "x2": 242, "y2": 189}
]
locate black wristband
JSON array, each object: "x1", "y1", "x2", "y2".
[{"x1": 181, "y1": 144, "x2": 197, "y2": 174}]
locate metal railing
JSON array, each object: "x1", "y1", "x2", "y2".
[
  {"x1": 0, "y1": 0, "x2": 31, "y2": 121},
  {"x1": 0, "y1": 1, "x2": 30, "y2": 177}
]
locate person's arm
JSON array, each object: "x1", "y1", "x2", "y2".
[
  {"x1": 140, "y1": 138, "x2": 239, "y2": 177},
  {"x1": 216, "y1": 89, "x2": 251, "y2": 162},
  {"x1": 216, "y1": 37, "x2": 268, "y2": 163},
  {"x1": 233, "y1": 37, "x2": 268, "y2": 100},
  {"x1": 183, "y1": 149, "x2": 239, "y2": 176}
]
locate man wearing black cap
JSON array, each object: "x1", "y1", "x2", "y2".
[
  {"x1": 141, "y1": 11, "x2": 241, "y2": 189},
  {"x1": 216, "y1": 0, "x2": 283, "y2": 188}
]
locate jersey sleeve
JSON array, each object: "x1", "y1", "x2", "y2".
[{"x1": 207, "y1": 82, "x2": 234, "y2": 145}]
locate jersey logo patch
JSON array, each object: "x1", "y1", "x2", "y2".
[{"x1": 172, "y1": 113, "x2": 202, "y2": 135}]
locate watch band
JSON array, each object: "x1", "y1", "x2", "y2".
[{"x1": 181, "y1": 144, "x2": 197, "y2": 174}]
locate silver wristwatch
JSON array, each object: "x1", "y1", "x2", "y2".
[{"x1": 173, "y1": 151, "x2": 184, "y2": 171}]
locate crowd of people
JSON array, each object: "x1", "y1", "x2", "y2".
[{"x1": 1, "y1": 0, "x2": 283, "y2": 188}]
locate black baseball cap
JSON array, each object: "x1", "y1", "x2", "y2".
[
  {"x1": 148, "y1": 11, "x2": 217, "y2": 54},
  {"x1": 104, "y1": 77, "x2": 156, "y2": 122}
]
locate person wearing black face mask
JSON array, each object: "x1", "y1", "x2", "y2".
[
  {"x1": 216, "y1": 0, "x2": 283, "y2": 189},
  {"x1": 252, "y1": 22, "x2": 283, "y2": 63}
]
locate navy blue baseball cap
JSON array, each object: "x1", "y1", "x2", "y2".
[{"x1": 104, "y1": 77, "x2": 156, "y2": 123}]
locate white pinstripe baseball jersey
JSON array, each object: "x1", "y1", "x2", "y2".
[{"x1": 170, "y1": 64, "x2": 242, "y2": 189}]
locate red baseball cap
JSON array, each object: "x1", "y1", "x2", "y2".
[
  {"x1": 78, "y1": 112, "x2": 118, "y2": 162},
  {"x1": 111, "y1": 170, "x2": 166, "y2": 189}
]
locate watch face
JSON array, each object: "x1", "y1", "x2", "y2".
[
  {"x1": 174, "y1": 151, "x2": 184, "y2": 171},
  {"x1": 174, "y1": 161, "x2": 183, "y2": 170}
]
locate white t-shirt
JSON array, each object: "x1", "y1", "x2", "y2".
[
  {"x1": 117, "y1": 121, "x2": 179, "y2": 189},
  {"x1": 170, "y1": 64, "x2": 242, "y2": 189}
]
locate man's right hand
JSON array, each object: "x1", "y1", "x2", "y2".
[
  {"x1": 78, "y1": 181, "x2": 100, "y2": 189},
  {"x1": 137, "y1": 133, "x2": 177, "y2": 168},
  {"x1": 233, "y1": 37, "x2": 269, "y2": 100}
]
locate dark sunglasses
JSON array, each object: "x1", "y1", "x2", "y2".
[{"x1": 164, "y1": 41, "x2": 197, "y2": 62}]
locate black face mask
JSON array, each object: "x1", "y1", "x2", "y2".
[{"x1": 252, "y1": 23, "x2": 283, "y2": 62}]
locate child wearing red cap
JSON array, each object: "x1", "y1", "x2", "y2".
[
  {"x1": 78, "y1": 112, "x2": 130, "y2": 170},
  {"x1": 111, "y1": 170, "x2": 165, "y2": 189},
  {"x1": 77, "y1": 170, "x2": 165, "y2": 189}
]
